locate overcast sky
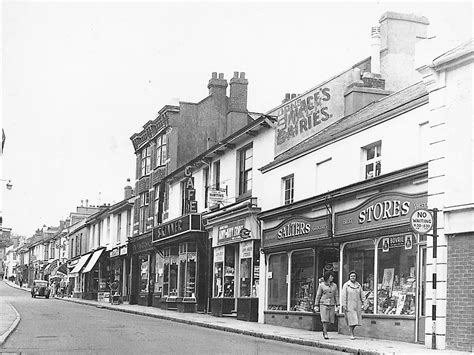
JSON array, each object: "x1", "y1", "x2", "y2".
[{"x1": 1, "y1": 1, "x2": 472, "y2": 237}]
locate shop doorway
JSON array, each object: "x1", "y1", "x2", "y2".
[{"x1": 416, "y1": 245, "x2": 427, "y2": 344}]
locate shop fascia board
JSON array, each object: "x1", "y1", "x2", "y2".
[
  {"x1": 203, "y1": 197, "x2": 259, "y2": 224},
  {"x1": 258, "y1": 162, "x2": 428, "y2": 220}
]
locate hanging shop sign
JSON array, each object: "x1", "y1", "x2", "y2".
[
  {"x1": 183, "y1": 166, "x2": 198, "y2": 214},
  {"x1": 262, "y1": 216, "x2": 328, "y2": 248},
  {"x1": 152, "y1": 213, "x2": 203, "y2": 243},
  {"x1": 208, "y1": 188, "x2": 226, "y2": 204},
  {"x1": 335, "y1": 192, "x2": 427, "y2": 235}
]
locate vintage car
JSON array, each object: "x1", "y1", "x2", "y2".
[{"x1": 31, "y1": 280, "x2": 50, "y2": 298}]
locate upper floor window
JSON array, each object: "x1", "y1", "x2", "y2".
[
  {"x1": 107, "y1": 216, "x2": 111, "y2": 241},
  {"x1": 117, "y1": 214, "x2": 122, "y2": 243},
  {"x1": 363, "y1": 141, "x2": 382, "y2": 180},
  {"x1": 282, "y1": 174, "x2": 294, "y2": 205},
  {"x1": 203, "y1": 167, "x2": 209, "y2": 208},
  {"x1": 141, "y1": 146, "x2": 152, "y2": 176},
  {"x1": 126, "y1": 209, "x2": 132, "y2": 237},
  {"x1": 213, "y1": 160, "x2": 221, "y2": 191},
  {"x1": 139, "y1": 191, "x2": 150, "y2": 233},
  {"x1": 238, "y1": 144, "x2": 253, "y2": 196},
  {"x1": 163, "y1": 182, "x2": 170, "y2": 220},
  {"x1": 154, "y1": 185, "x2": 160, "y2": 226},
  {"x1": 156, "y1": 134, "x2": 168, "y2": 167}
]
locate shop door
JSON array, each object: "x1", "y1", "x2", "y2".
[{"x1": 417, "y1": 245, "x2": 427, "y2": 344}]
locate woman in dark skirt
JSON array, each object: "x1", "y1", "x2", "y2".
[{"x1": 314, "y1": 271, "x2": 339, "y2": 339}]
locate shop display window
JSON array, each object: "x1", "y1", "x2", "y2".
[
  {"x1": 162, "y1": 247, "x2": 178, "y2": 297},
  {"x1": 213, "y1": 246, "x2": 224, "y2": 297},
  {"x1": 155, "y1": 254, "x2": 164, "y2": 295},
  {"x1": 224, "y1": 245, "x2": 236, "y2": 297},
  {"x1": 290, "y1": 249, "x2": 314, "y2": 312},
  {"x1": 178, "y1": 242, "x2": 197, "y2": 298},
  {"x1": 139, "y1": 257, "x2": 149, "y2": 293},
  {"x1": 267, "y1": 253, "x2": 288, "y2": 311},
  {"x1": 342, "y1": 240, "x2": 375, "y2": 314},
  {"x1": 377, "y1": 235, "x2": 416, "y2": 316}
]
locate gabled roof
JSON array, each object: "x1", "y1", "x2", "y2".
[{"x1": 260, "y1": 81, "x2": 428, "y2": 173}]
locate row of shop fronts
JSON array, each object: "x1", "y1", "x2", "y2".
[{"x1": 99, "y1": 164, "x2": 429, "y2": 344}]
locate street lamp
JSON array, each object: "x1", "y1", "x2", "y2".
[{"x1": 1, "y1": 179, "x2": 12, "y2": 190}]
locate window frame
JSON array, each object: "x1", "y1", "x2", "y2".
[
  {"x1": 238, "y1": 144, "x2": 253, "y2": 197},
  {"x1": 141, "y1": 146, "x2": 152, "y2": 177},
  {"x1": 155, "y1": 133, "x2": 168, "y2": 167},
  {"x1": 282, "y1": 174, "x2": 294, "y2": 205},
  {"x1": 363, "y1": 141, "x2": 382, "y2": 180}
]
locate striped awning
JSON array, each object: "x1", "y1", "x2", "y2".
[{"x1": 44, "y1": 259, "x2": 59, "y2": 275}]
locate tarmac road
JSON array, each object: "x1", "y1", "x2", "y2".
[{"x1": 0, "y1": 282, "x2": 344, "y2": 354}]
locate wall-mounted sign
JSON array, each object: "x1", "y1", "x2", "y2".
[
  {"x1": 183, "y1": 166, "x2": 198, "y2": 214},
  {"x1": 152, "y1": 213, "x2": 203, "y2": 243},
  {"x1": 110, "y1": 248, "x2": 120, "y2": 258},
  {"x1": 130, "y1": 233, "x2": 153, "y2": 254},
  {"x1": 217, "y1": 219, "x2": 252, "y2": 245},
  {"x1": 214, "y1": 246, "x2": 224, "y2": 263},
  {"x1": 120, "y1": 245, "x2": 128, "y2": 256},
  {"x1": 335, "y1": 192, "x2": 427, "y2": 235},
  {"x1": 268, "y1": 67, "x2": 365, "y2": 156},
  {"x1": 240, "y1": 241, "x2": 253, "y2": 259},
  {"x1": 262, "y1": 216, "x2": 328, "y2": 248}
]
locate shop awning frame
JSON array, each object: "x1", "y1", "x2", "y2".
[
  {"x1": 70, "y1": 253, "x2": 92, "y2": 274},
  {"x1": 82, "y1": 248, "x2": 105, "y2": 274}
]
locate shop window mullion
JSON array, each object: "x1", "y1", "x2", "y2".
[
  {"x1": 375, "y1": 237, "x2": 382, "y2": 315},
  {"x1": 287, "y1": 252, "x2": 292, "y2": 311}
]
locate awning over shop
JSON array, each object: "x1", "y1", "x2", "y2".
[
  {"x1": 70, "y1": 253, "x2": 92, "y2": 274},
  {"x1": 82, "y1": 248, "x2": 105, "y2": 274},
  {"x1": 43, "y1": 259, "x2": 59, "y2": 276},
  {"x1": 52, "y1": 263, "x2": 68, "y2": 276}
]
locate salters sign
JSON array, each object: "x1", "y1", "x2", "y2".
[
  {"x1": 268, "y1": 68, "x2": 356, "y2": 156},
  {"x1": 262, "y1": 216, "x2": 328, "y2": 248},
  {"x1": 334, "y1": 192, "x2": 427, "y2": 235}
]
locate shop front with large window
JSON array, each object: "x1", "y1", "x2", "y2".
[
  {"x1": 334, "y1": 191, "x2": 427, "y2": 343},
  {"x1": 261, "y1": 215, "x2": 336, "y2": 331},
  {"x1": 151, "y1": 213, "x2": 208, "y2": 313},
  {"x1": 129, "y1": 232, "x2": 154, "y2": 306},
  {"x1": 206, "y1": 202, "x2": 261, "y2": 322}
]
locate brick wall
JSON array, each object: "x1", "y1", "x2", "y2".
[{"x1": 446, "y1": 234, "x2": 474, "y2": 351}]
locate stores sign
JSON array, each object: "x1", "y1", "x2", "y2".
[
  {"x1": 335, "y1": 192, "x2": 427, "y2": 235},
  {"x1": 410, "y1": 209, "x2": 433, "y2": 234}
]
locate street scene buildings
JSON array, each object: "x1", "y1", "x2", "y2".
[{"x1": 1, "y1": 10, "x2": 472, "y2": 353}]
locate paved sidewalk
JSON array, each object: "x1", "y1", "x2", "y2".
[{"x1": 1, "y1": 280, "x2": 471, "y2": 354}]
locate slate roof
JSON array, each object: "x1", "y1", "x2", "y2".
[{"x1": 260, "y1": 81, "x2": 428, "y2": 172}]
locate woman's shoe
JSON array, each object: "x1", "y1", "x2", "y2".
[{"x1": 323, "y1": 333, "x2": 329, "y2": 340}]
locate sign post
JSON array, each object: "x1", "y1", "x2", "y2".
[{"x1": 410, "y1": 207, "x2": 438, "y2": 349}]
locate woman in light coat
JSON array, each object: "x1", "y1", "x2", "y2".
[
  {"x1": 341, "y1": 271, "x2": 364, "y2": 339},
  {"x1": 314, "y1": 271, "x2": 339, "y2": 339}
]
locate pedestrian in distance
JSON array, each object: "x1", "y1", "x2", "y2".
[
  {"x1": 341, "y1": 271, "x2": 364, "y2": 340},
  {"x1": 314, "y1": 271, "x2": 339, "y2": 340}
]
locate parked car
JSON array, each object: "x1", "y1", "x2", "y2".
[{"x1": 31, "y1": 280, "x2": 50, "y2": 299}]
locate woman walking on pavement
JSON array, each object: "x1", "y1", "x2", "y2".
[
  {"x1": 314, "y1": 271, "x2": 339, "y2": 339},
  {"x1": 341, "y1": 271, "x2": 364, "y2": 340}
]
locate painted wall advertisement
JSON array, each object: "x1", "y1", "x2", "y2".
[{"x1": 268, "y1": 69, "x2": 354, "y2": 156}]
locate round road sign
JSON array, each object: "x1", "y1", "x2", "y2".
[{"x1": 410, "y1": 208, "x2": 433, "y2": 234}]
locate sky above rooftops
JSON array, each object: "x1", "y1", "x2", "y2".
[{"x1": 1, "y1": 0, "x2": 472, "y2": 236}]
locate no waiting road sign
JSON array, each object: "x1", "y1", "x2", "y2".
[{"x1": 410, "y1": 208, "x2": 434, "y2": 234}]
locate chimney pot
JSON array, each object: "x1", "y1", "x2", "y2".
[
  {"x1": 85, "y1": 199, "x2": 89, "y2": 207},
  {"x1": 291, "y1": 93, "x2": 296, "y2": 99},
  {"x1": 212, "y1": 72, "x2": 217, "y2": 79},
  {"x1": 285, "y1": 93, "x2": 291, "y2": 99},
  {"x1": 81, "y1": 200, "x2": 84, "y2": 207},
  {"x1": 218, "y1": 73, "x2": 224, "y2": 79},
  {"x1": 240, "y1": 72, "x2": 245, "y2": 79},
  {"x1": 233, "y1": 71, "x2": 239, "y2": 78}
]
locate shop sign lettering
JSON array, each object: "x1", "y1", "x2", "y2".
[
  {"x1": 214, "y1": 246, "x2": 224, "y2": 263},
  {"x1": 119, "y1": 245, "x2": 128, "y2": 256},
  {"x1": 152, "y1": 213, "x2": 203, "y2": 243},
  {"x1": 262, "y1": 216, "x2": 328, "y2": 248},
  {"x1": 217, "y1": 219, "x2": 252, "y2": 244},
  {"x1": 335, "y1": 192, "x2": 427, "y2": 235}
]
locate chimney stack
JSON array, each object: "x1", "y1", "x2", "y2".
[
  {"x1": 124, "y1": 179, "x2": 133, "y2": 199},
  {"x1": 371, "y1": 26, "x2": 381, "y2": 75},
  {"x1": 229, "y1": 71, "x2": 248, "y2": 113},
  {"x1": 208, "y1": 72, "x2": 228, "y2": 97}
]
